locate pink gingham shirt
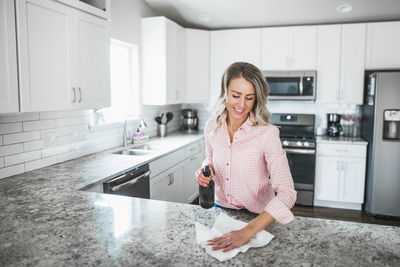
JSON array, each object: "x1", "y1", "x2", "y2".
[{"x1": 199, "y1": 112, "x2": 297, "y2": 224}]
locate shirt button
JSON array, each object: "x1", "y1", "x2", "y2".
[
  {"x1": 227, "y1": 163, "x2": 229, "y2": 166},
  {"x1": 227, "y1": 194, "x2": 230, "y2": 196},
  {"x1": 226, "y1": 178, "x2": 229, "y2": 181}
]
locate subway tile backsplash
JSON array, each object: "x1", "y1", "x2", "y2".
[{"x1": 0, "y1": 104, "x2": 183, "y2": 179}]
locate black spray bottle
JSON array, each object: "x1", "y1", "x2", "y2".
[{"x1": 199, "y1": 166, "x2": 214, "y2": 209}]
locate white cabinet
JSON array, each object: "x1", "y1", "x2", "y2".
[
  {"x1": 149, "y1": 139, "x2": 205, "y2": 204},
  {"x1": 316, "y1": 24, "x2": 366, "y2": 105},
  {"x1": 16, "y1": 0, "x2": 110, "y2": 112},
  {"x1": 366, "y1": 22, "x2": 400, "y2": 70},
  {"x1": 150, "y1": 160, "x2": 185, "y2": 203},
  {"x1": 209, "y1": 29, "x2": 261, "y2": 107},
  {"x1": 141, "y1": 17, "x2": 185, "y2": 105},
  {"x1": 75, "y1": 11, "x2": 110, "y2": 109},
  {"x1": 0, "y1": 0, "x2": 19, "y2": 113},
  {"x1": 184, "y1": 153, "x2": 200, "y2": 203},
  {"x1": 262, "y1": 26, "x2": 317, "y2": 70},
  {"x1": 209, "y1": 30, "x2": 235, "y2": 107},
  {"x1": 314, "y1": 143, "x2": 367, "y2": 210},
  {"x1": 339, "y1": 24, "x2": 366, "y2": 104},
  {"x1": 185, "y1": 29, "x2": 210, "y2": 104}
]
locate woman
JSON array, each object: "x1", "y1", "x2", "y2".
[{"x1": 196, "y1": 62, "x2": 296, "y2": 252}]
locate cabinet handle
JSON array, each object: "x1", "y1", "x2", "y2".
[
  {"x1": 78, "y1": 87, "x2": 82, "y2": 103},
  {"x1": 168, "y1": 174, "x2": 172, "y2": 185},
  {"x1": 72, "y1": 88, "x2": 76, "y2": 103},
  {"x1": 341, "y1": 161, "x2": 345, "y2": 171},
  {"x1": 190, "y1": 156, "x2": 196, "y2": 161},
  {"x1": 171, "y1": 173, "x2": 174, "y2": 184},
  {"x1": 335, "y1": 149, "x2": 348, "y2": 153}
]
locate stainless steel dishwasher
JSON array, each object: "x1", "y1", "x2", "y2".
[{"x1": 103, "y1": 164, "x2": 151, "y2": 198}]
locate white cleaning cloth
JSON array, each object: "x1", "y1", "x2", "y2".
[{"x1": 195, "y1": 213, "x2": 274, "y2": 262}]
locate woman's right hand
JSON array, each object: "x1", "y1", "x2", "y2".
[{"x1": 195, "y1": 164, "x2": 215, "y2": 187}]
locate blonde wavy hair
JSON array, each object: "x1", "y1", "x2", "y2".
[{"x1": 214, "y1": 62, "x2": 271, "y2": 128}]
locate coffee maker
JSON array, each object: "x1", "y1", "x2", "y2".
[
  {"x1": 327, "y1": 113, "x2": 342, "y2": 137},
  {"x1": 181, "y1": 109, "x2": 198, "y2": 132}
]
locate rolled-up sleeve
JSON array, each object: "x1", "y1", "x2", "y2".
[{"x1": 263, "y1": 126, "x2": 297, "y2": 224}]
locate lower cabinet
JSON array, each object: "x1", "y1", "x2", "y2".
[
  {"x1": 150, "y1": 139, "x2": 205, "y2": 204},
  {"x1": 314, "y1": 143, "x2": 367, "y2": 210},
  {"x1": 150, "y1": 160, "x2": 185, "y2": 203}
]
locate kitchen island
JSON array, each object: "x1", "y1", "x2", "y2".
[{"x1": 0, "y1": 140, "x2": 399, "y2": 266}]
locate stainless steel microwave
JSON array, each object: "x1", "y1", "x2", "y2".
[{"x1": 264, "y1": 71, "x2": 316, "y2": 101}]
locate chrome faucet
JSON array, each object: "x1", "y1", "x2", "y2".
[{"x1": 123, "y1": 115, "x2": 147, "y2": 147}]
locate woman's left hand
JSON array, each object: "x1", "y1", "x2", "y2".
[{"x1": 206, "y1": 228, "x2": 254, "y2": 253}]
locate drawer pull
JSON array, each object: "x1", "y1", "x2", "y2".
[{"x1": 335, "y1": 149, "x2": 348, "y2": 152}]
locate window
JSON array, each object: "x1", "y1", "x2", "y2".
[{"x1": 100, "y1": 39, "x2": 139, "y2": 123}]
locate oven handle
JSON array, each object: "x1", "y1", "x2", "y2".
[
  {"x1": 111, "y1": 170, "x2": 151, "y2": 192},
  {"x1": 284, "y1": 148, "x2": 315, "y2": 155}
]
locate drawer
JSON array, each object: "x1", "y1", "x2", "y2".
[
  {"x1": 186, "y1": 142, "x2": 199, "y2": 157},
  {"x1": 317, "y1": 143, "x2": 366, "y2": 157},
  {"x1": 150, "y1": 147, "x2": 186, "y2": 178}
]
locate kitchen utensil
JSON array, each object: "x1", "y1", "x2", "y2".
[
  {"x1": 166, "y1": 112, "x2": 174, "y2": 124},
  {"x1": 160, "y1": 113, "x2": 164, "y2": 123},
  {"x1": 155, "y1": 116, "x2": 162, "y2": 125}
]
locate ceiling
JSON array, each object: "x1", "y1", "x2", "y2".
[{"x1": 145, "y1": 0, "x2": 400, "y2": 30}]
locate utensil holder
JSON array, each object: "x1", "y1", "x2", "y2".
[{"x1": 158, "y1": 124, "x2": 167, "y2": 137}]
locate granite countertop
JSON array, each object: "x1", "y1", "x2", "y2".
[
  {"x1": 316, "y1": 135, "x2": 368, "y2": 145},
  {"x1": 1, "y1": 133, "x2": 399, "y2": 266}
]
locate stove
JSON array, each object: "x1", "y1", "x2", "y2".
[{"x1": 270, "y1": 113, "x2": 316, "y2": 206}]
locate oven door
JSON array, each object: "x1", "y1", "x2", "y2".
[{"x1": 285, "y1": 148, "x2": 316, "y2": 205}]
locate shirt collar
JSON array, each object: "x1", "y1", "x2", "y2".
[{"x1": 222, "y1": 112, "x2": 256, "y2": 133}]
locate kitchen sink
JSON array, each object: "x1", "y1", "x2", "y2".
[
  {"x1": 133, "y1": 144, "x2": 165, "y2": 151},
  {"x1": 113, "y1": 149, "x2": 153, "y2": 156}
]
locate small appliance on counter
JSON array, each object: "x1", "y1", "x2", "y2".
[
  {"x1": 327, "y1": 113, "x2": 342, "y2": 137},
  {"x1": 181, "y1": 109, "x2": 198, "y2": 133}
]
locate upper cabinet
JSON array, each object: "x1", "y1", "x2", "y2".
[
  {"x1": 185, "y1": 29, "x2": 210, "y2": 104},
  {"x1": 317, "y1": 24, "x2": 366, "y2": 105},
  {"x1": 262, "y1": 26, "x2": 317, "y2": 70},
  {"x1": 141, "y1": 17, "x2": 186, "y2": 105},
  {"x1": 16, "y1": 0, "x2": 110, "y2": 112},
  {"x1": 0, "y1": 0, "x2": 19, "y2": 113},
  {"x1": 209, "y1": 29, "x2": 261, "y2": 107},
  {"x1": 366, "y1": 22, "x2": 400, "y2": 70}
]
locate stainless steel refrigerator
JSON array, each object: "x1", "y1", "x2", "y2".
[{"x1": 362, "y1": 71, "x2": 400, "y2": 218}]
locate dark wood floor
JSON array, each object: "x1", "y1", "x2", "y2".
[
  {"x1": 292, "y1": 205, "x2": 400, "y2": 227},
  {"x1": 192, "y1": 197, "x2": 400, "y2": 227}
]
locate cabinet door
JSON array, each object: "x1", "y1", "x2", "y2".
[
  {"x1": 316, "y1": 25, "x2": 341, "y2": 104},
  {"x1": 184, "y1": 153, "x2": 200, "y2": 203},
  {"x1": 235, "y1": 28, "x2": 262, "y2": 68},
  {"x1": 17, "y1": 0, "x2": 74, "y2": 112},
  {"x1": 175, "y1": 25, "x2": 186, "y2": 103},
  {"x1": 169, "y1": 162, "x2": 185, "y2": 203},
  {"x1": 185, "y1": 29, "x2": 209, "y2": 103},
  {"x1": 165, "y1": 18, "x2": 177, "y2": 104},
  {"x1": 262, "y1": 27, "x2": 289, "y2": 70},
  {"x1": 0, "y1": 0, "x2": 19, "y2": 113},
  {"x1": 315, "y1": 156, "x2": 341, "y2": 201},
  {"x1": 209, "y1": 30, "x2": 235, "y2": 107},
  {"x1": 291, "y1": 26, "x2": 317, "y2": 70},
  {"x1": 340, "y1": 158, "x2": 366, "y2": 203},
  {"x1": 150, "y1": 171, "x2": 172, "y2": 201},
  {"x1": 339, "y1": 24, "x2": 366, "y2": 105},
  {"x1": 75, "y1": 10, "x2": 110, "y2": 109},
  {"x1": 366, "y1": 22, "x2": 400, "y2": 69}
]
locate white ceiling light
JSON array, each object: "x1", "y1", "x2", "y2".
[
  {"x1": 198, "y1": 14, "x2": 211, "y2": 21},
  {"x1": 336, "y1": 3, "x2": 353, "y2": 13}
]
